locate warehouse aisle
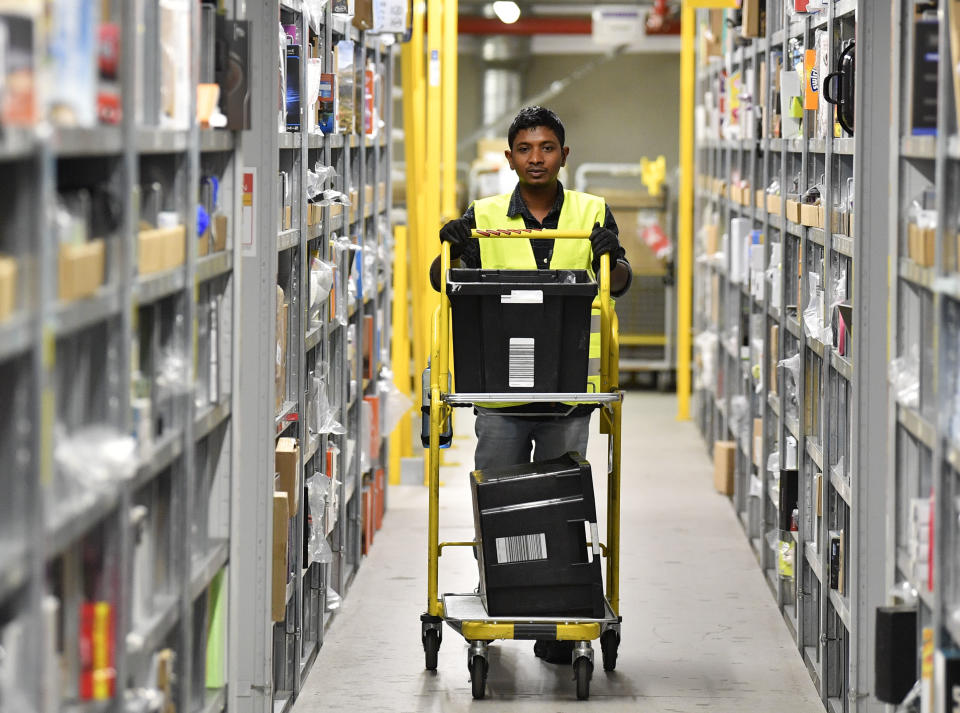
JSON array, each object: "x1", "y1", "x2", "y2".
[{"x1": 295, "y1": 393, "x2": 822, "y2": 712}]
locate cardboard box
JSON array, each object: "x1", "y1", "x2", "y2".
[
  {"x1": 349, "y1": 189, "x2": 359, "y2": 223},
  {"x1": 0, "y1": 255, "x2": 17, "y2": 322},
  {"x1": 378, "y1": 181, "x2": 386, "y2": 206},
  {"x1": 352, "y1": 0, "x2": 373, "y2": 30},
  {"x1": 742, "y1": 0, "x2": 762, "y2": 38},
  {"x1": 374, "y1": 467, "x2": 385, "y2": 530},
  {"x1": 753, "y1": 418, "x2": 763, "y2": 468},
  {"x1": 908, "y1": 223, "x2": 936, "y2": 267},
  {"x1": 197, "y1": 232, "x2": 210, "y2": 257},
  {"x1": 361, "y1": 485, "x2": 374, "y2": 554},
  {"x1": 713, "y1": 441, "x2": 736, "y2": 496},
  {"x1": 212, "y1": 214, "x2": 228, "y2": 252},
  {"x1": 703, "y1": 224, "x2": 719, "y2": 255},
  {"x1": 740, "y1": 183, "x2": 752, "y2": 206},
  {"x1": 767, "y1": 193, "x2": 782, "y2": 215},
  {"x1": 275, "y1": 437, "x2": 300, "y2": 515},
  {"x1": 830, "y1": 209, "x2": 845, "y2": 235},
  {"x1": 272, "y1": 492, "x2": 290, "y2": 622},
  {"x1": 59, "y1": 239, "x2": 106, "y2": 302},
  {"x1": 138, "y1": 226, "x2": 186, "y2": 275},
  {"x1": 756, "y1": 190, "x2": 766, "y2": 210},
  {"x1": 800, "y1": 202, "x2": 821, "y2": 228},
  {"x1": 786, "y1": 199, "x2": 801, "y2": 224}
]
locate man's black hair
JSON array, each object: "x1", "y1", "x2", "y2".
[{"x1": 507, "y1": 106, "x2": 565, "y2": 150}]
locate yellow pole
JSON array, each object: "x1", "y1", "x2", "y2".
[
  {"x1": 389, "y1": 225, "x2": 411, "y2": 485},
  {"x1": 441, "y1": 0, "x2": 458, "y2": 221},
  {"x1": 676, "y1": 2, "x2": 696, "y2": 421}
]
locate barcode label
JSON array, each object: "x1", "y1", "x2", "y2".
[
  {"x1": 501, "y1": 289, "x2": 543, "y2": 304},
  {"x1": 495, "y1": 533, "x2": 547, "y2": 564},
  {"x1": 509, "y1": 337, "x2": 535, "y2": 388}
]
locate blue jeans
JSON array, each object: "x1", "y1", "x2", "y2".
[{"x1": 473, "y1": 411, "x2": 590, "y2": 472}]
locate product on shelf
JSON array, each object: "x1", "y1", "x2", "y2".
[
  {"x1": 215, "y1": 16, "x2": 251, "y2": 130},
  {"x1": 276, "y1": 285, "x2": 288, "y2": 413},
  {"x1": 272, "y1": 491, "x2": 290, "y2": 622},
  {"x1": 285, "y1": 42, "x2": 301, "y2": 132},
  {"x1": 0, "y1": 8, "x2": 39, "y2": 127},
  {"x1": 48, "y1": 0, "x2": 99, "y2": 127},
  {"x1": 713, "y1": 440, "x2": 735, "y2": 495},
  {"x1": 0, "y1": 254, "x2": 17, "y2": 321},
  {"x1": 138, "y1": 225, "x2": 187, "y2": 275},
  {"x1": 79, "y1": 601, "x2": 115, "y2": 700},
  {"x1": 275, "y1": 437, "x2": 301, "y2": 515},
  {"x1": 159, "y1": 0, "x2": 191, "y2": 128},
  {"x1": 334, "y1": 40, "x2": 356, "y2": 134},
  {"x1": 912, "y1": 17, "x2": 938, "y2": 136}
]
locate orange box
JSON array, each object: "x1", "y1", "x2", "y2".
[
  {"x1": 59, "y1": 239, "x2": 106, "y2": 302},
  {"x1": 364, "y1": 395, "x2": 381, "y2": 460},
  {"x1": 374, "y1": 468, "x2": 385, "y2": 530},
  {"x1": 361, "y1": 486, "x2": 374, "y2": 554}
]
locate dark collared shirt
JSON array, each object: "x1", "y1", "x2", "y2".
[{"x1": 459, "y1": 182, "x2": 632, "y2": 297}]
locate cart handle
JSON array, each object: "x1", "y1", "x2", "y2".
[{"x1": 438, "y1": 541, "x2": 477, "y2": 556}]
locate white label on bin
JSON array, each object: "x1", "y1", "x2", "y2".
[
  {"x1": 590, "y1": 523, "x2": 601, "y2": 556},
  {"x1": 501, "y1": 289, "x2": 543, "y2": 304},
  {"x1": 495, "y1": 533, "x2": 547, "y2": 564},
  {"x1": 508, "y1": 338, "x2": 535, "y2": 388}
]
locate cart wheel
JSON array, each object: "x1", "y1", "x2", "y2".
[
  {"x1": 423, "y1": 629, "x2": 440, "y2": 671},
  {"x1": 574, "y1": 657, "x2": 592, "y2": 700},
  {"x1": 600, "y1": 630, "x2": 620, "y2": 672},
  {"x1": 470, "y1": 655, "x2": 488, "y2": 699}
]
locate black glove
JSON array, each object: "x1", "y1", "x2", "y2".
[
  {"x1": 589, "y1": 222, "x2": 619, "y2": 269},
  {"x1": 439, "y1": 218, "x2": 471, "y2": 259}
]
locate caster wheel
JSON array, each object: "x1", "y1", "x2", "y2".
[
  {"x1": 470, "y1": 655, "x2": 488, "y2": 699},
  {"x1": 600, "y1": 630, "x2": 620, "y2": 672},
  {"x1": 574, "y1": 657, "x2": 593, "y2": 700},
  {"x1": 423, "y1": 629, "x2": 440, "y2": 671},
  {"x1": 656, "y1": 370, "x2": 673, "y2": 392}
]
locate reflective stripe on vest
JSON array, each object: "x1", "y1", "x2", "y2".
[{"x1": 472, "y1": 190, "x2": 610, "y2": 404}]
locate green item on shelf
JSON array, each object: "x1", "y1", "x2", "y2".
[
  {"x1": 205, "y1": 567, "x2": 227, "y2": 689},
  {"x1": 789, "y1": 96, "x2": 804, "y2": 119}
]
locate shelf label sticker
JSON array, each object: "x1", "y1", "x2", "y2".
[
  {"x1": 496, "y1": 533, "x2": 547, "y2": 564},
  {"x1": 241, "y1": 169, "x2": 257, "y2": 257},
  {"x1": 508, "y1": 337, "x2": 535, "y2": 388},
  {"x1": 501, "y1": 289, "x2": 542, "y2": 304}
]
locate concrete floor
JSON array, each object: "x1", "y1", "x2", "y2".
[{"x1": 295, "y1": 393, "x2": 823, "y2": 712}]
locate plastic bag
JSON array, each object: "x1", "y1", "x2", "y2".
[
  {"x1": 767, "y1": 450, "x2": 780, "y2": 473},
  {"x1": 311, "y1": 375, "x2": 345, "y2": 437},
  {"x1": 306, "y1": 164, "x2": 338, "y2": 198},
  {"x1": 377, "y1": 368, "x2": 414, "y2": 437},
  {"x1": 888, "y1": 345, "x2": 920, "y2": 409},
  {"x1": 779, "y1": 353, "x2": 801, "y2": 421},
  {"x1": 803, "y1": 272, "x2": 831, "y2": 343},
  {"x1": 156, "y1": 346, "x2": 192, "y2": 396},
  {"x1": 309, "y1": 256, "x2": 335, "y2": 323},
  {"x1": 306, "y1": 476, "x2": 335, "y2": 564}
]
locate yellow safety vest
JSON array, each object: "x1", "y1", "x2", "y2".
[{"x1": 472, "y1": 189, "x2": 610, "y2": 405}]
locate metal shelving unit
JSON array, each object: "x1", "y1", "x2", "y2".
[
  {"x1": 692, "y1": 3, "x2": 887, "y2": 711},
  {"x1": 0, "y1": 2, "x2": 242, "y2": 712},
  {"x1": 234, "y1": 3, "x2": 396, "y2": 712}
]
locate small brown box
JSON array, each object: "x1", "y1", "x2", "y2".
[
  {"x1": 283, "y1": 205, "x2": 292, "y2": 231},
  {"x1": 212, "y1": 214, "x2": 228, "y2": 253},
  {"x1": 197, "y1": 232, "x2": 210, "y2": 258},
  {"x1": 59, "y1": 239, "x2": 106, "y2": 302},
  {"x1": 742, "y1": 0, "x2": 762, "y2": 38},
  {"x1": 756, "y1": 189, "x2": 766, "y2": 209},
  {"x1": 0, "y1": 255, "x2": 16, "y2": 322},
  {"x1": 275, "y1": 437, "x2": 301, "y2": 515},
  {"x1": 741, "y1": 183, "x2": 752, "y2": 206},
  {"x1": 138, "y1": 226, "x2": 186, "y2": 275},
  {"x1": 800, "y1": 202, "x2": 821, "y2": 228},
  {"x1": 714, "y1": 441, "x2": 736, "y2": 496},
  {"x1": 767, "y1": 193, "x2": 782, "y2": 215},
  {"x1": 272, "y1": 492, "x2": 290, "y2": 622},
  {"x1": 919, "y1": 228, "x2": 936, "y2": 267},
  {"x1": 378, "y1": 181, "x2": 386, "y2": 206},
  {"x1": 786, "y1": 199, "x2": 801, "y2": 224},
  {"x1": 753, "y1": 418, "x2": 763, "y2": 468},
  {"x1": 703, "y1": 224, "x2": 719, "y2": 254},
  {"x1": 956, "y1": 232, "x2": 960, "y2": 272},
  {"x1": 830, "y1": 209, "x2": 844, "y2": 235}
]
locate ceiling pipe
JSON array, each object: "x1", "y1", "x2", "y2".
[{"x1": 458, "y1": 15, "x2": 592, "y2": 35}]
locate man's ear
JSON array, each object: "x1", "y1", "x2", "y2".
[
  {"x1": 561, "y1": 146, "x2": 570, "y2": 166},
  {"x1": 504, "y1": 149, "x2": 515, "y2": 170}
]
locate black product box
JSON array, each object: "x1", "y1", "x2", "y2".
[
  {"x1": 778, "y1": 469, "x2": 799, "y2": 531},
  {"x1": 446, "y1": 269, "x2": 597, "y2": 393},
  {"x1": 874, "y1": 606, "x2": 917, "y2": 704},
  {"x1": 215, "y1": 16, "x2": 251, "y2": 130},
  {"x1": 912, "y1": 19, "x2": 939, "y2": 135},
  {"x1": 285, "y1": 44, "x2": 301, "y2": 132},
  {"x1": 471, "y1": 453, "x2": 606, "y2": 618}
]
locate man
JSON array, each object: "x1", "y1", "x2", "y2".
[
  {"x1": 431, "y1": 105, "x2": 631, "y2": 471},
  {"x1": 430, "y1": 106, "x2": 632, "y2": 663}
]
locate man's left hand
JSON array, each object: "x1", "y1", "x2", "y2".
[{"x1": 589, "y1": 222, "x2": 618, "y2": 258}]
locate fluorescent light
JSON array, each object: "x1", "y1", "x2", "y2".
[{"x1": 492, "y1": 1, "x2": 521, "y2": 24}]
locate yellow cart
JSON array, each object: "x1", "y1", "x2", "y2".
[{"x1": 420, "y1": 229, "x2": 624, "y2": 700}]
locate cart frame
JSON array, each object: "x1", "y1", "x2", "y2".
[
  {"x1": 575, "y1": 162, "x2": 677, "y2": 388},
  {"x1": 420, "y1": 229, "x2": 624, "y2": 700}
]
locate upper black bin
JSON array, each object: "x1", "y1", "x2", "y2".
[{"x1": 446, "y1": 269, "x2": 598, "y2": 393}]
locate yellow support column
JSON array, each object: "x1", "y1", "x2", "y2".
[
  {"x1": 677, "y1": 0, "x2": 736, "y2": 420},
  {"x1": 390, "y1": 225, "x2": 412, "y2": 485},
  {"x1": 441, "y1": 0, "x2": 458, "y2": 222}
]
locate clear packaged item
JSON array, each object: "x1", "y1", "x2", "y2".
[
  {"x1": 309, "y1": 255, "x2": 335, "y2": 325},
  {"x1": 778, "y1": 353, "x2": 801, "y2": 421},
  {"x1": 306, "y1": 476, "x2": 335, "y2": 564},
  {"x1": 377, "y1": 368, "x2": 414, "y2": 437},
  {"x1": 888, "y1": 345, "x2": 920, "y2": 409}
]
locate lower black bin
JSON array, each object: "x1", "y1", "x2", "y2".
[
  {"x1": 470, "y1": 452, "x2": 605, "y2": 618},
  {"x1": 446, "y1": 269, "x2": 597, "y2": 393}
]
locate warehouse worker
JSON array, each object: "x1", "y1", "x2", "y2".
[{"x1": 429, "y1": 107, "x2": 631, "y2": 662}]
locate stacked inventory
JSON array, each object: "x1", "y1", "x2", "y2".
[
  {"x1": 0, "y1": 1, "x2": 242, "y2": 712},
  {"x1": 234, "y1": 2, "x2": 399, "y2": 712},
  {"x1": 692, "y1": 2, "x2": 863, "y2": 710}
]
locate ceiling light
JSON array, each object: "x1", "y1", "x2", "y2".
[{"x1": 492, "y1": 1, "x2": 521, "y2": 24}]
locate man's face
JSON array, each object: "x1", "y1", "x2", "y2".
[{"x1": 505, "y1": 126, "x2": 569, "y2": 187}]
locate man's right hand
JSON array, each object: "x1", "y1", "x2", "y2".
[{"x1": 439, "y1": 218, "x2": 471, "y2": 259}]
